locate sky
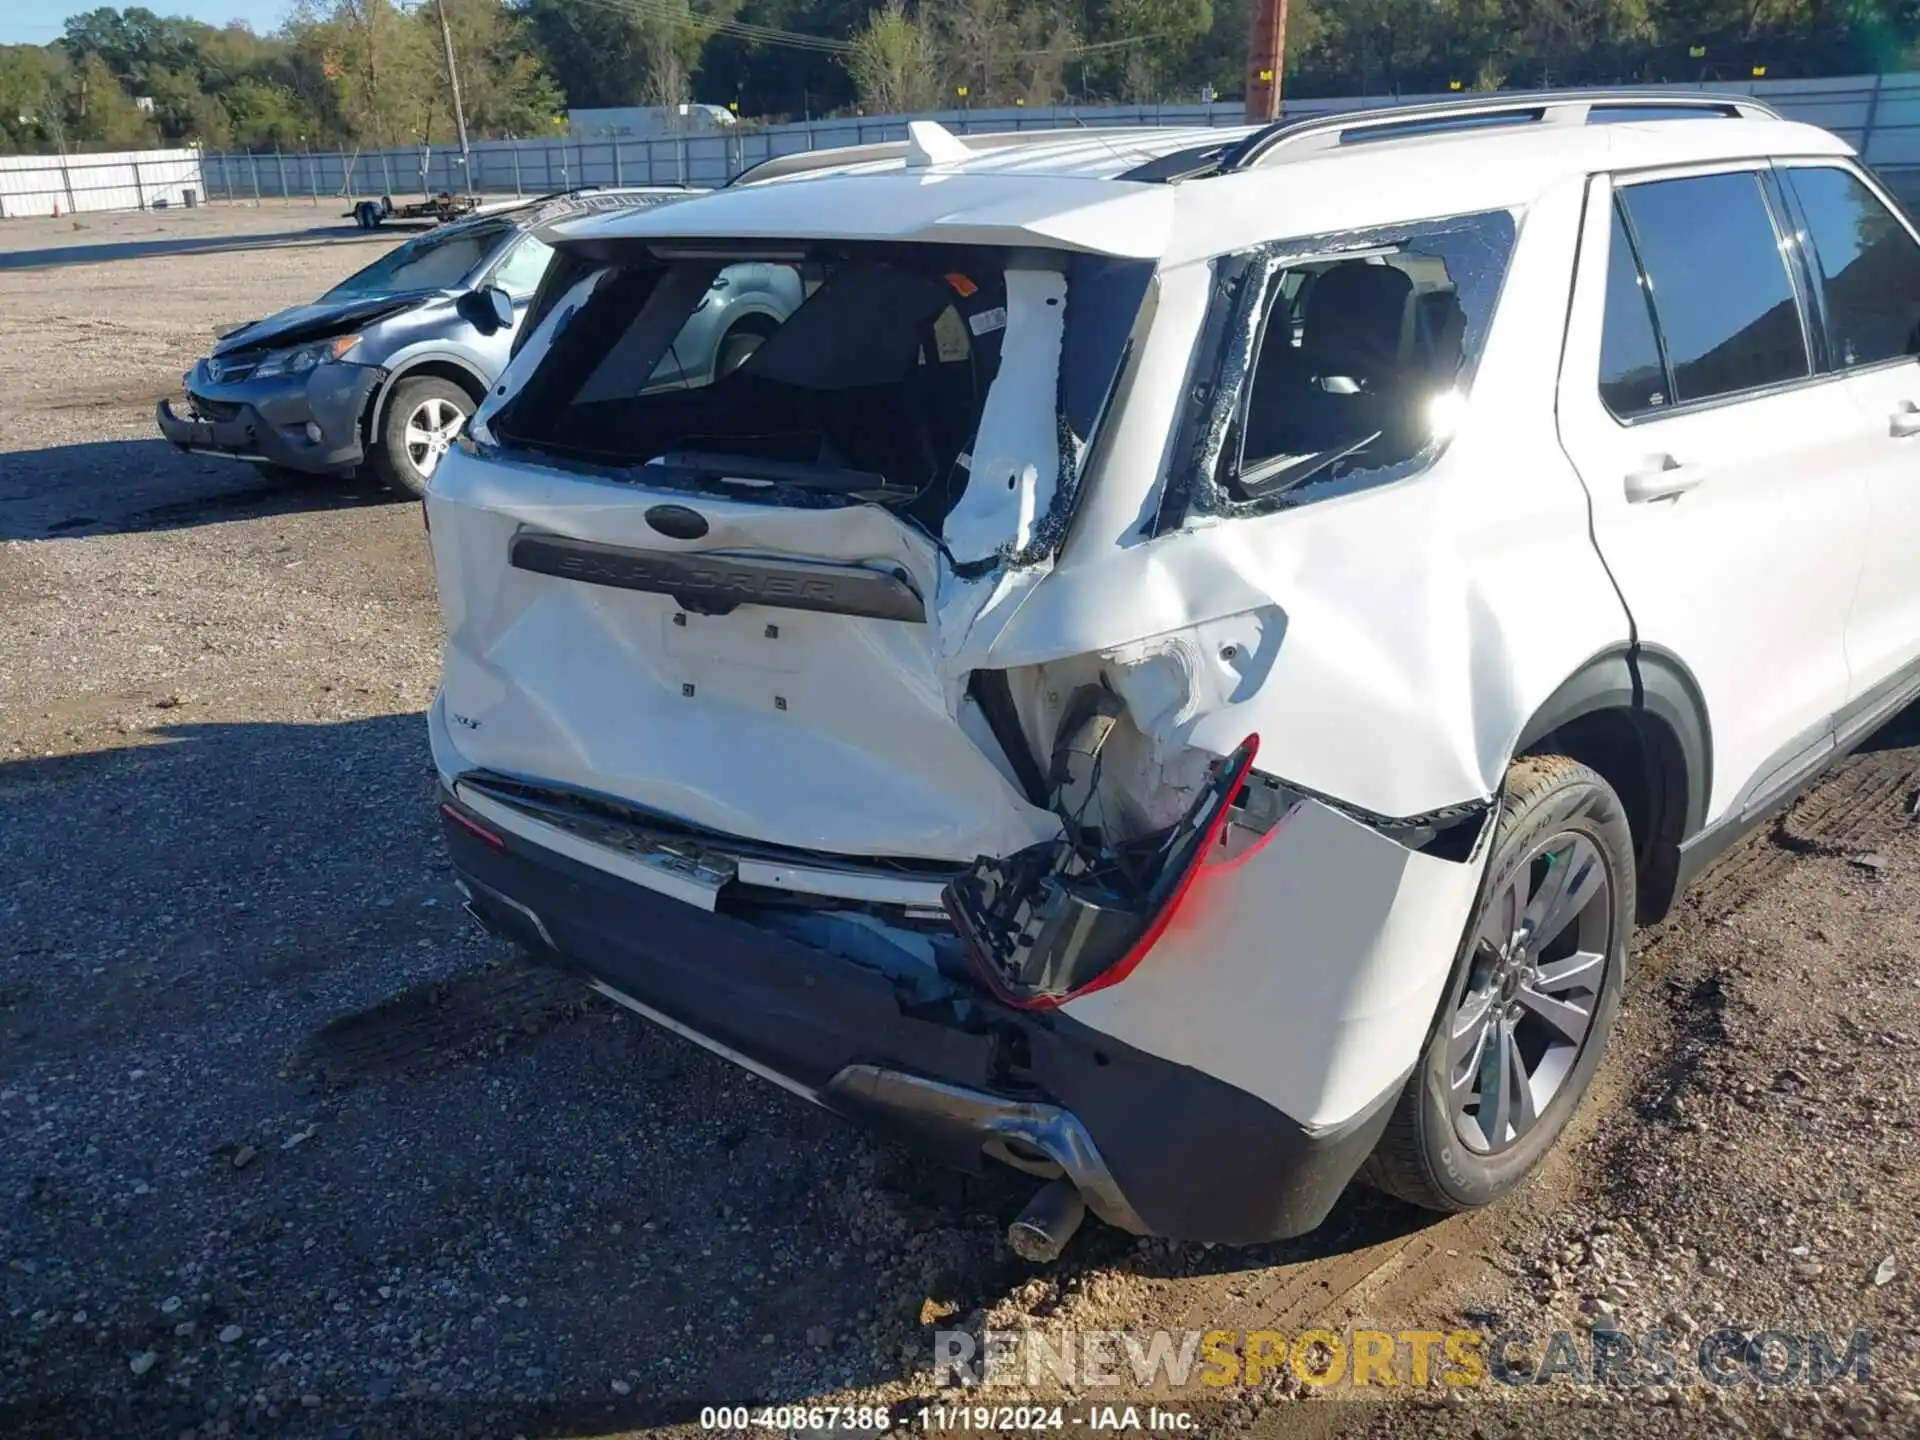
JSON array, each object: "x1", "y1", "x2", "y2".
[{"x1": 0, "y1": 1, "x2": 294, "y2": 47}]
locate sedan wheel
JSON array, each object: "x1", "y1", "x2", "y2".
[
  {"x1": 370, "y1": 376, "x2": 474, "y2": 499},
  {"x1": 403, "y1": 395, "x2": 466, "y2": 481}
]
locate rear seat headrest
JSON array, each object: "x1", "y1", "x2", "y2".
[{"x1": 1301, "y1": 261, "x2": 1417, "y2": 380}]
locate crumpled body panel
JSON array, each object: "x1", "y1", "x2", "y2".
[
  {"x1": 428, "y1": 449, "x2": 1061, "y2": 861},
  {"x1": 1064, "y1": 796, "x2": 1487, "y2": 1129}
]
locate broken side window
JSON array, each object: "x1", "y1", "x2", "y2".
[{"x1": 1151, "y1": 209, "x2": 1518, "y2": 532}]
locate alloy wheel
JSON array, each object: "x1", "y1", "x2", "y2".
[
  {"x1": 1449, "y1": 831, "x2": 1615, "y2": 1155},
  {"x1": 403, "y1": 396, "x2": 467, "y2": 479}
]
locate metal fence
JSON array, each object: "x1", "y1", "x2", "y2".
[
  {"x1": 6, "y1": 70, "x2": 1920, "y2": 219},
  {"x1": 0, "y1": 148, "x2": 206, "y2": 218},
  {"x1": 194, "y1": 70, "x2": 1920, "y2": 201}
]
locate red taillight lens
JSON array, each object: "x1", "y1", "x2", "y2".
[
  {"x1": 945, "y1": 735, "x2": 1260, "y2": 1012},
  {"x1": 440, "y1": 802, "x2": 504, "y2": 849}
]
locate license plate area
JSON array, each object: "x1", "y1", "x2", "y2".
[{"x1": 663, "y1": 606, "x2": 803, "y2": 674}]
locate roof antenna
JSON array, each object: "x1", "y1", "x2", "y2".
[{"x1": 906, "y1": 120, "x2": 973, "y2": 168}]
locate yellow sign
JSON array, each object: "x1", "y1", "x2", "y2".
[
  {"x1": 1257, "y1": 68, "x2": 1274, "y2": 83},
  {"x1": 727, "y1": 99, "x2": 739, "y2": 112},
  {"x1": 1689, "y1": 44, "x2": 1707, "y2": 58},
  {"x1": 1752, "y1": 64, "x2": 1767, "y2": 77},
  {"x1": 956, "y1": 85, "x2": 969, "y2": 98},
  {"x1": 1449, "y1": 80, "x2": 1463, "y2": 91}
]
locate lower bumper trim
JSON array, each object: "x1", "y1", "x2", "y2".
[
  {"x1": 442, "y1": 785, "x2": 1391, "y2": 1243},
  {"x1": 594, "y1": 978, "x2": 824, "y2": 1107}
]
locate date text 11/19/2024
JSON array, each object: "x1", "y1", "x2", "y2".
[{"x1": 699, "y1": 1405, "x2": 1197, "y2": 1432}]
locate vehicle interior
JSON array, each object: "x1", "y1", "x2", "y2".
[
  {"x1": 498, "y1": 246, "x2": 1017, "y2": 532},
  {"x1": 1233, "y1": 251, "x2": 1469, "y2": 499}
]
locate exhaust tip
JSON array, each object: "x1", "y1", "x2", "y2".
[{"x1": 1007, "y1": 1179, "x2": 1087, "y2": 1264}]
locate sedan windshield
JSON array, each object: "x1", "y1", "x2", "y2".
[{"x1": 323, "y1": 221, "x2": 512, "y2": 300}]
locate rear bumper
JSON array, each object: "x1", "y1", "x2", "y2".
[
  {"x1": 156, "y1": 362, "x2": 380, "y2": 473},
  {"x1": 438, "y1": 786, "x2": 1397, "y2": 1244}
]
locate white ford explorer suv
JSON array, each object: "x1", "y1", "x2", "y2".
[{"x1": 424, "y1": 92, "x2": 1920, "y2": 1254}]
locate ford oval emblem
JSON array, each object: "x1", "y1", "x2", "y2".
[{"x1": 644, "y1": 504, "x2": 709, "y2": 541}]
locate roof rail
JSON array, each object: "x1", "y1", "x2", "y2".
[
  {"x1": 726, "y1": 125, "x2": 1162, "y2": 187},
  {"x1": 1219, "y1": 89, "x2": 1784, "y2": 172}
]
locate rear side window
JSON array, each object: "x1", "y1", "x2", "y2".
[
  {"x1": 1157, "y1": 208, "x2": 1517, "y2": 527},
  {"x1": 1598, "y1": 206, "x2": 1669, "y2": 417},
  {"x1": 1613, "y1": 172, "x2": 1809, "y2": 406},
  {"x1": 1781, "y1": 165, "x2": 1920, "y2": 369}
]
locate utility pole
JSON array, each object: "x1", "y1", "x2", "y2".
[
  {"x1": 432, "y1": 0, "x2": 472, "y2": 193},
  {"x1": 1244, "y1": 0, "x2": 1289, "y2": 123}
]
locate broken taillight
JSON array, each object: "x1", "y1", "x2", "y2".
[
  {"x1": 440, "y1": 802, "x2": 505, "y2": 849},
  {"x1": 943, "y1": 735, "x2": 1259, "y2": 1011}
]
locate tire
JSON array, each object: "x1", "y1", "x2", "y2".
[
  {"x1": 353, "y1": 200, "x2": 381, "y2": 230},
  {"x1": 713, "y1": 322, "x2": 772, "y2": 381},
  {"x1": 1364, "y1": 754, "x2": 1635, "y2": 1212},
  {"x1": 367, "y1": 377, "x2": 472, "y2": 499}
]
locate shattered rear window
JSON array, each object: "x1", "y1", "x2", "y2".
[
  {"x1": 493, "y1": 244, "x2": 1149, "y2": 545},
  {"x1": 1152, "y1": 209, "x2": 1517, "y2": 532}
]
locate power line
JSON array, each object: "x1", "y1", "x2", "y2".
[
  {"x1": 549, "y1": 0, "x2": 1182, "y2": 62},
  {"x1": 553, "y1": 0, "x2": 855, "y2": 54},
  {"x1": 1030, "y1": 31, "x2": 1183, "y2": 58}
]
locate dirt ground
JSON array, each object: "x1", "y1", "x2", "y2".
[{"x1": 1, "y1": 206, "x2": 1917, "y2": 1440}]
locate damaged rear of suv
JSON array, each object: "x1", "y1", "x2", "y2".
[{"x1": 428, "y1": 99, "x2": 1890, "y2": 1247}]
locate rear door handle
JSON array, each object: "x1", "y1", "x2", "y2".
[
  {"x1": 1890, "y1": 401, "x2": 1920, "y2": 438},
  {"x1": 1623, "y1": 453, "x2": 1704, "y2": 504}
]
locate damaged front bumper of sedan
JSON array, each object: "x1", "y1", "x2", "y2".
[{"x1": 156, "y1": 358, "x2": 381, "y2": 474}]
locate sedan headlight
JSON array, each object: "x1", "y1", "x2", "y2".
[{"x1": 253, "y1": 333, "x2": 360, "y2": 378}]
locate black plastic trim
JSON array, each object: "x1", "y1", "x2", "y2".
[
  {"x1": 508, "y1": 531, "x2": 926, "y2": 622},
  {"x1": 1517, "y1": 645, "x2": 1711, "y2": 843},
  {"x1": 372, "y1": 352, "x2": 490, "y2": 435},
  {"x1": 1514, "y1": 645, "x2": 1712, "y2": 921},
  {"x1": 1245, "y1": 767, "x2": 1492, "y2": 861},
  {"x1": 967, "y1": 670, "x2": 1050, "y2": 807},
  {"x1": 1677, "y1": 653, "x2": 1920, "y2": 894},
  {"x1": 441, "y1": 792, "x2": 1387, "y2": 1243},
  {"x1": 1118, "y1": 141, "x2": 1234, "y2": 183},
  {"x1": 1219, "y1": 90, "x2": 1778, "y2": 174}
]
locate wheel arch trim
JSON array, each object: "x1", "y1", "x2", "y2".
[
  {"x1": 1513, "y1": 643, "x2": 1713, "y2": 847},
  {"x1": 366, "y1": 352, "x2": 491, "y2": 442}
]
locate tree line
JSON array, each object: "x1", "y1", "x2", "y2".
[{"x1": 1, "y1": 0, "x2": 1914, "y2": 156}]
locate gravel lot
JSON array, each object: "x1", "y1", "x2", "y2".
[{"x1": 2, "y1": 203, "x2": 1918, "y2": 1440}]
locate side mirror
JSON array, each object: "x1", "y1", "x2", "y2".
[
  {"x1": 485, "y1": 286, "x2": 515, "y2": 332},
  {"x1": 461, "y1": 285, "x2": 515, "y2": 336}
]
